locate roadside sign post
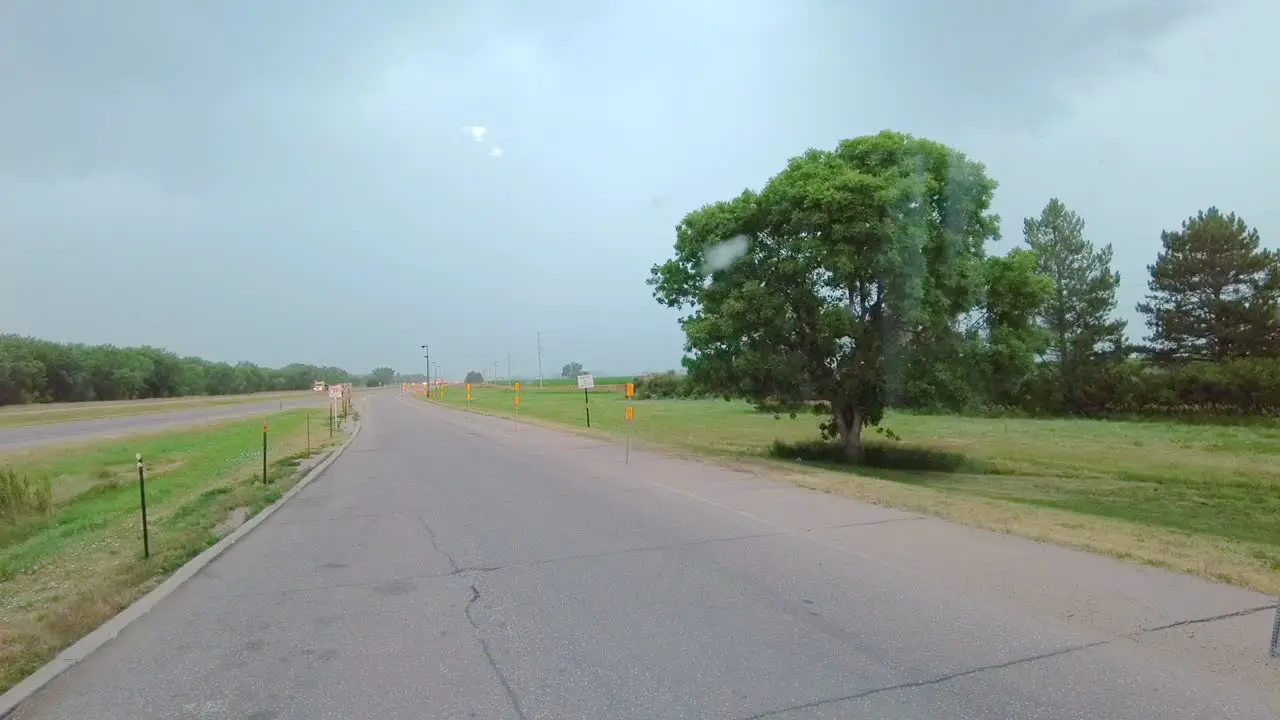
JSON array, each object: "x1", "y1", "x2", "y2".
[
  {"x1": 577, "y1": 374, "x2": 594, "y2": 428},
  {"x1": 329, "y1": 385, "x2": 342, "y2": 431},
  {"x1": 306, "y1": 412, "x2": 310, "y2": 456},
  {"x1": 136, "y1": 453, "x2": 149, "y2": 560},
  {"x1": 262, "y1": 422, "x2": 269, "y2": 484}
]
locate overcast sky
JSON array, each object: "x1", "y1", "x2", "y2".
[{"x1": 2, "y1": 1, "x2": 1275, "y2": 379}]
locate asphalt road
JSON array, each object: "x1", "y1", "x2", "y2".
[
  {"x1": 0, "y1": 396, "x2": 332, "y2": 453},
  {"x1": 11, "y1": 393, "x2": 1278, "y2": 719}
]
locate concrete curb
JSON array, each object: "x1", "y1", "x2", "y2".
[{"x1": 0, "y1": 415, "x2": 365, "y2": 718}]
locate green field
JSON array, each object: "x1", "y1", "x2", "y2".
[
  {"x1": 487, "y1": 376, "x2": 634, "y2": 388},
  {"x1": 429, "y1": 384, "x2": 1280, "y2": 593},
  {"x1": 0, "y1": 409, "x2": 344, "y2": 692},
  {"x1": 0, "y1": 390, "x2": 320, "y2": 429}
]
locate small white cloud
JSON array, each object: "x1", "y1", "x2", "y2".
[
  {"x1": 488, "y1": 147, "x2": 504, "y2": 158},
  {"x1": 462, "y1": 125, "x2": 487, "y2": 142}
]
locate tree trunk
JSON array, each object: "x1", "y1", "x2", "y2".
[{"x1": 834, "y1": 406, "x2": 864, "y2": 463}]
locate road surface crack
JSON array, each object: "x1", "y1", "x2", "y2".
[
  {"x1": 419, "y1": 516, "x2": 461, "y2": 574},
  {"x1": 737, "y1": 601, "x2": 1280, "y2": 719},
  {"x1": 811, "y1": 516, "x2": 927, "y2": 531},
  {"x1": 736, "y1": 639, "x2": 1113, "y2": 719},
  {"x1": 466, "y1": 582, "x2": 528, "y2": 720},
  {"x1": 1135, "y1": 602, "x2": 1277, "y2": 634}
]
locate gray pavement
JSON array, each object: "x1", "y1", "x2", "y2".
[
  {"x1": 10, "y1": 392, "x2": 1279, "y2": 719},
  {"x1": 0, "y1": 396, "x2": 332, "y2": 453}
]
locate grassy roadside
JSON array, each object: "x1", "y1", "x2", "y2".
[
  {"x1": 0, "y1": 409, "x2": 346, "y2": 692},
  {"x1": 424, "y1": 385, "x2": 1280, "y2": 594},
  {"x1": 502, "y1": 376, "x2": 633, "y2": 388},
  {"x1": 0, "y1": 391, "x2": 321, "y2": 429}
]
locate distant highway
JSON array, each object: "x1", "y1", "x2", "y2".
[{"x1": 0, "y1": 395, "x2": 335, "y2": 453}]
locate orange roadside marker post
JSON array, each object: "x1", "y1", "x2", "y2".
[{"x1": 625, "y1": 406, "x2": 634, "y2": 464}]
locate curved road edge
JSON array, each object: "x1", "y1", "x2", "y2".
[{"x1": 0, "y1": 405, "x2": 367, "y2": 719}]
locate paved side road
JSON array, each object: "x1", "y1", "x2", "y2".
[
  {"x1": 0, "y1": 396, "x2": 332, "y2": 453},
  {"x1": 11, "y1": 393, "x2": 1278, "y2": 719}
]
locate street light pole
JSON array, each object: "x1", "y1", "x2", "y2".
[{"x1": 427, "y1": 340, "x2": 437, "y2": 389}]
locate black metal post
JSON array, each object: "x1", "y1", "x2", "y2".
[
  {"x1": 136, "y1": 453, "x2": 149, "y2": 559},
  {"x1": 262, "y1": 422, "x2": 269, "y2": 484},
  {"x1": 584, "y1": 388, "x2": 591, "y2": 428}
]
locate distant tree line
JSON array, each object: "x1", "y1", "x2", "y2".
[
  {"x1": 0, "y1": 335, "x2": 366, "y2": 405},
  {"x1": 648, "y1": 131, "x2": 1280, "y2": 456}
]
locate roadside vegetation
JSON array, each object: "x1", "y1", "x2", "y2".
[
  {"x1": 0, "y1": 336, "x2": 408, "y2": 407},
  {"x1": 0, "y1": 391, "x2": 319, "y2": 429},
  {"x1": 0, "y1": 409, "x2": 344, "y2": 692}
]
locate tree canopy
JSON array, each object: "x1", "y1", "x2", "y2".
[
  {"x1": 1138, "y1": 208, "x2": 1280, "y2": 360},
  {"x1": 0, "y1": 334, "x2": 361, "y2": 406},
  {"x1": 465, "y1": 370, "x2": 485, "y2": 384},
  {"x1": 368, "y1": 367, "x2": 396, "y2": 387},
  {"x1": 650, "y1": 130, "x2": 1001, "y2": 458},
  {"x1": 560, "y1": 362, "x2": 584, "y2": 378},
  {"x1": 1023, "y1": 198, "x2": 1126, "y2": 412}
]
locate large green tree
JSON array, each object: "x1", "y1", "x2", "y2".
[
  {"x1": 1023, "y1": 198, "x2": 1126, "y2": 411},
  {"x1": 1137, "y1": 207, "x2": 1280, "y2": 360},
  {"x1": 979, "y1": 248, "x2": 1053, "y2": 408},
  {"x1": 650, "y1": 131, "x2": 999, "y2": 459}
]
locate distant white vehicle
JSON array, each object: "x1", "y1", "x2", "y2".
[{"x1": 313, "y1": 381, "x2": 326, "y2": 392}]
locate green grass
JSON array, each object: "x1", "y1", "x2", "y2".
[
  {"x1": 0, "y1": 409, "x2": 342, "y2": 692},
  {"x1": 431, "y1": 385, "x2": 1280, "y2": 593},
  {"x1": 0, "y1": 391, "x2": 319, "y2": 429},
  {"x1": 503, "y1": 375, "x2": 634, "y2": 388}
]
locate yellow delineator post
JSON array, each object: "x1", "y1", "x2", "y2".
[
  {"x1": 625, "y1": 405, "x2": 634, "y2": 464},
  {"x1": 466, "y1": 383, "x2": 472, "y2": 405},
  {"x1": 626, "y1": 382, "x2": 635, "y2": 399}
]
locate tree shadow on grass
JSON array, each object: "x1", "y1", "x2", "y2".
[{"x1": 767, "y1": 439, "x2": 987, "y2": 482}]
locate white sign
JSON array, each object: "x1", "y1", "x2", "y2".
[
  {"x1": 329, "y1": 385, "x2": 342, "y2": 399},
  {"x1": 576, "y1": 373, "x2": 595, "y2": 390}
]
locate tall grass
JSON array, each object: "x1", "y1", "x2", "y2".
[{"x1": 0, "y1": 468, "x2": 52, "y2": 522}]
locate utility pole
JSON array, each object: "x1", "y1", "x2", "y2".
[
  {"x1": 427, "y1": 340, "x2": 437, "y2": 386},
  {"x1": 507, "y1": 352, "x2": 511, "y2": 387},
  {"x1": 494, "y1": 360, "x2": 499, "y2": 384},
  {"x1": 536, "y1": 331, "x2": 544, "y2": 388}
]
